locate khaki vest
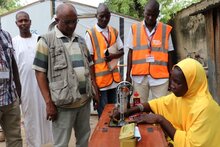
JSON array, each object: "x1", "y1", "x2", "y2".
[{"x1": 39, "y1": 31, "x2": 94, "y2": 106}]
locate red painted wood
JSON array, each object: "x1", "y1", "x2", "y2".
[{"x1": 89, "y1": 104, "x2": 168, "y2": 147}]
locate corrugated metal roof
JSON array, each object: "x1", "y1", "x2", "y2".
[
  {"x1": 176, "y1": 0, "x2": 220, "y2": 17},
  {"x1": 190, "y1": 0, "x2": 220, "y2": 15}
]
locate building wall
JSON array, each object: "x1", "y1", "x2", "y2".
[
  {"x1": 0, "y1": 0, "x2": 139, "y2": 79},
  {"x1": 172, "y1": 13, "x2": 208, "y2": 69},
  {"x1": 172, "y1": 1, "x2": 220, "y2": 103},
  {"x1": 1, "y1": 1, "x2": 52, "y2": 37}
]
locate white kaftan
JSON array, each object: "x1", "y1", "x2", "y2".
[{"x1": 13, "y1": 34, "x2": 53, "y2": 147}]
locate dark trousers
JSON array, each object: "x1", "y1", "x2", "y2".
[{"x1": 97, "y1": 88, "x2": 117, "y2": 118}]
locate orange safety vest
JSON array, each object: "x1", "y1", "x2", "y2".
[
  {"x1": 87, "y1": 26, "x2": 121, "y2": 88},
  {"x1": 131, "y1": 21, "x2": 172, "y2": 79}
]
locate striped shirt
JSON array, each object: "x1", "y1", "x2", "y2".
[
  {"x1": 33, "y1": 26, "x2": 93, "y2": 108},
  {"x1": 0, "y1": 29, "x2": 18, "y2": 106}
]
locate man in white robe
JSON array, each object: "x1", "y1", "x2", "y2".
[{"x1": 12, "y1": 11, "x2": 53, "y2": 147}]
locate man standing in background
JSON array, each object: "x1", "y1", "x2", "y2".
[
  {"x1": 0, "y1": 27, "x2": 22, "y2": 146},
  {"x1": 85, "y1": 3, "x2": 124, "y2": 117},
  {"x1": 126, "y1": 0, "x2": 174, "y2": 103},
  {"x1": 13, "y1": 11, "x2": 53, "y2": 147}
]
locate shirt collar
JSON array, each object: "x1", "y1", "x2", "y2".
[
  {"x1": 142, "y1": 20, "x2": 158, "y2": 34},
  {"x1": 55, "y1": 25, "x2": 76, "y2": 40},
  {"x1": 95, "y1": 24, "x2": 108, "y2": 33}
]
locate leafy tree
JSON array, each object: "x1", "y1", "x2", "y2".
[
  {"x1": 0, "y1": 0, "x2": 21, "y2": 14},
  {"x1": 105, "y1": 0, "x2": 202, "y2": 22}
]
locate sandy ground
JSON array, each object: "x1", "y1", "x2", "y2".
[{"x1": 0, "y1": 115, "x2": 98, "y2": 147}]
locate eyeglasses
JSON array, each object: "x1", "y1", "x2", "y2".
[{"x1": 59, "y1": 19, "x2": 79, "y2": 25}]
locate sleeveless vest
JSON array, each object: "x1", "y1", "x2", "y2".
[
  {"x1": 131, "y1": 22, "x2": 172, "y2": 78},
  {"x1": 39, "y1": 31, "x2": 94, "y2": 106},
  {"x1": 87, "y1": 26, "x2": 121, "y2": 88}
]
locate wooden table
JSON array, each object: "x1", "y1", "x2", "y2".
[{"x1": 89, "y1": 104, "x2": 168, "y2": 147}]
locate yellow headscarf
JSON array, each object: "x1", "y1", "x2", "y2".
[
  {"x1": 176, "y1": 58, "x2": 211, "y2": 99},
  {"x1": 149, "y1": 58, "x2": 220, "y2": 147}
]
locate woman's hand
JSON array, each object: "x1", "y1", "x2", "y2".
[
  {"x1": 134, "y1": 113, "x2": 162, "y2": 124},
  {"x1": 110, "y1": 107, "x2": 120, "y2": 122},
  {"x1": 134, "y1": 113, "x2": 176, "y2": 140}
]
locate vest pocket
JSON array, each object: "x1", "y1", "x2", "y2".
[
  {"x1": 49, "y1": 80, "x2": 73, "y2": 106},
  {"x1": 50, "y1": 47, "x2": 67, "y2": 70}
]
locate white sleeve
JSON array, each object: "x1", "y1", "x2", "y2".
[
  {"x1": 116, "y1": 34, "x2": 124, "y2": 50},
  {"x1": 84, "y1": 32, "x2": 94, "y2": 55},
  {"x1": 168, "y1": 34, "x2": 174, "y2": 52},
  {"x1": 126, "y1": 27, "x2": 133, "y2": 50},
  {"x1": 12, "y1": 37, "x2": 19, "y2": 62}
]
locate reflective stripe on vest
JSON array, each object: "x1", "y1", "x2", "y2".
[
  {"x1": 88, "y1": 26, "x2": 121, "y2": 88},
  {"x1": 131, "y1": 22, "x2": 171, "y2": 78}
]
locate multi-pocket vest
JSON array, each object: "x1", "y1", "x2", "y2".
[{"x1": 39, "y1": 31, "x2": 94, "y2": 106}]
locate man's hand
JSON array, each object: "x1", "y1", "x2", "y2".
[
  {"x1": 94, "y1": 86, "x2": 100, "y2": 102},
  {"x1": 93, "y1": 100, "x2": 98, "y2": 110},
  {"x1": 46, "y1": 101, "x2": 57, "y2": 121},
  {"x1": 35, "y1": 71, "x2": 57, "y2": 121},
  {"x1": 104, "y1": 53, "x2": 114, "y2": 62},
  {"x1": 92, "y1": 82, "x2": 100, "y2": 109}
]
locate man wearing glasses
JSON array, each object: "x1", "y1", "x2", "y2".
[{"x1": 33, "y1": 3, "x2": 99, "y2": 147}]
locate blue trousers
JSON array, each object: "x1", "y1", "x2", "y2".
[{"x1": 97, "y1": 88, "x2": 117, "y2": 118}]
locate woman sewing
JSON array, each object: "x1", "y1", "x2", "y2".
[{"x1": 112, "y1": 58, "x2": 220, "y2": 147}]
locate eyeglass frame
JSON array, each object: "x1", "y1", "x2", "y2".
[{"x1": 58, "y1": 18, "x2": 79, "y2": 25}]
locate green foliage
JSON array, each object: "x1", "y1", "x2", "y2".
[
  {"x1": 105, "y1": 0, "x2": 202, "y2": 23},
  {"x1": 0, "y1": 0, "x2": 21, "y2": 15}
]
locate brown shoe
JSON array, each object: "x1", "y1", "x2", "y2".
[{"x1": 0, "y1": 131, "x2": 5, "y2": 142}]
